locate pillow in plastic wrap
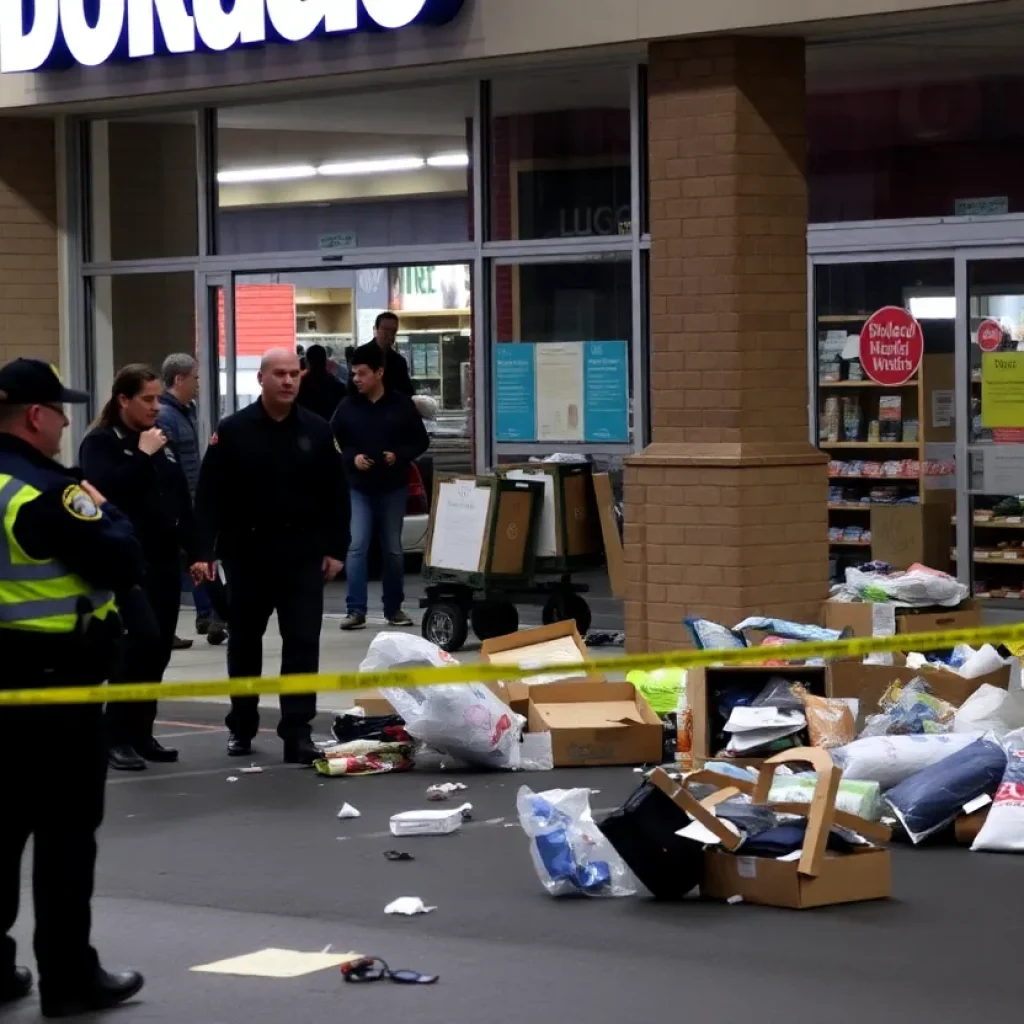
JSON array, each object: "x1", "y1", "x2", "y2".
[
  {"x1": 972, "y1": 729, "x2": 1024, "y2": 852},
  {"x1": 831, "y1": 733, "x2": 979, "y2": 790}
]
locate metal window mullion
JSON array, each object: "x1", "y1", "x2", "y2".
[
  {"x1": 473, "y1": 77, "x2": 489, "y2": 474},
  {"x1": 223, "y1": 276, "x2": 237, "y2": 417},
  {"x1": 954, "y1": 253, "x2": 971, "y2": 589},
  {"x1": 629, "y1": 60, "x2": 643, "y2": 452}
]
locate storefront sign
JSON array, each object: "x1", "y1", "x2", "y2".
[
  {"x1": 982, "y1": 353, "x2": 1024, "y2": 428},
  {"x1": 859, "y1": 306, "x2": 923, "y2": 386},
  {"x1": 494, "y1": 340, "x2": 629, "y2": 444},
  {"x1": 318, "y1": 231, "x2": 357, "y2": 252},
  {"x1": 978, "y1": 318, "x2": 1003, "y2": 353},
  {"x1": 0, "y1": 0, "x2": 465, "y2": 73},
  {"x1": 389, "y1": 265, "x2": 469, "y2": 313},
  {"x1": 954, "y1": 196, "x2": 1009, "y2": 217}
]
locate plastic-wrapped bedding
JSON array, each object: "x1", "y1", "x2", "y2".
[
  {"x1": 831, "y1": 733, "x2": 979, "y2": 790},
  {"x1": 972, "y1": 729, "x2": 1024, "y2": 853},
  {"x1": 884, "y1": 736, "x2": 1007, "y2": 844}
]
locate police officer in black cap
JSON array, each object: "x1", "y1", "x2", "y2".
[{"x1": 0, "y1": 359, "x2": 146, "y2": 1018}]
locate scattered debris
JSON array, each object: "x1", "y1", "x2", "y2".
[
  {"x1": 383, "y1": 850, "x2": 414, "y2": 862},
  {"x1": 226, "y1": 776, "x2": 239, "y2": 783},
  {"x1": 384, "y1": 897, "x2": 436, "y2": 916},
  {"x1": 727, "y1": 896, "x2": 744, "y2": 905},
  {"x1": 485, "y1": 817, "x2": 505, "y2": 826},
  {"x1": 426, "y1": 782, "x2": 468, "y2": 801},
  {"x1": 241, "y1": 765, "x2": 263, "y2": 775},
  {"x1": 337, "y1": 803, "x2": 361, "y2": 820},
  {"x1": 390, "y1": 807, "x2": 465, "y2": 836},
  {"x1": 321, "y1": 944, "x2": 333, "y2": 954},
  {"x1": 459, "y1": 802, "x2": 473, "y2": 821}
]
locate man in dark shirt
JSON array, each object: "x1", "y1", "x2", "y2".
[
  {"x1": 348, "y1": 312, "x2": 415, "y2": 398},
  {"x1": 194, "y1": 348, "x2": 349, "y2": 764},
  {"x1": 332, "y1": 342, "x2": 428, "y2": 631},
  {"x1": 297, "y1": 344, "x2": 347, "y2": 422}
]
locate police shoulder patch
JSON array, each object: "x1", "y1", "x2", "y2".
[{"x1": 62, "y1": 485, "x2": 101, "y2": 522}]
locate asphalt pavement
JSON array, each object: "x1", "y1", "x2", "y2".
[{"x1": 6, "y1": 693, "x2": 1024, "y2": 1024}]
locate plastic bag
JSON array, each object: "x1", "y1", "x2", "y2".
[
  {"x1": 954, "y1": 684, "x2": 1024, "y2": 738},
  {"x1": 768, "y1": 772, "x2": 882, "y2": 820},
  {"x1": 842, "y1": 565, "x2": 969, "y2": 607},
  {"x1": 831, "y1": 733, "x2": 980, "y2": 790},
  {"x1": 367, "y1": 633, "x2": 525, "y2": 770},
  {"x1": 860, "y1": 678, "x2": 956, "y2": 737},
  {"x1": 516, "y1": 787, "x2": 636, "y2": 898},
  {"x1": 972, "y1": 729, "x2": 1024, "y2": 852},
  {"x1": 884, "y1": 736, "x2": 1007, "y2": 843}
]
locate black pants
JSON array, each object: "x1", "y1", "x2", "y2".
[
  {"x1": 224, "y1": 556, "x2": 322, "y2": 743},
  {"x1": 106, "y1": 559, "x2": 180, "y2": 747},
  {"x1": 0, "y1": 704, "x2": 105, "y2": 992}
]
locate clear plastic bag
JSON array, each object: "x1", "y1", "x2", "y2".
[
  {"x1": 366, "y1": 633, "x2": 525, "y2": 770},
  {"x1": 831, "y1": 733, "x2": 980, "y2": 789},
  {"x1": 860, "y1": 677, "x2": 956, "y2": 737},
  {"x1": 516, "y1": 787, "x2": 637, "y2": 898},
  {"x1": 842, "y1": 566, "x2": 969, "y2": 607},
  {"x1": 972, "y1": 728, "x2": 1024, "y2": 853},
  {"x1": 793, "y1": 685, "x2": 855, "y2": 749}
]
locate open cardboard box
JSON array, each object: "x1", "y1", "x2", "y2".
[
  {"x1": 822, "y1": 599, "x2": 981, "y2": 639},
  {"x1": 480, "y1": 620, "x2": 600, "y2": 718},
  {"x1": 827, "y1": 660, "x2": 1009, "y2": 714},
  {"x1": 649, "y1": 749, "x2": 892, "y2": 909},
  {"x1": 526, "y1": 682, "x2": 663, "y2": 767},
  {"x1": 688, "y1": 665, "x2": 828, "y2": 769}
]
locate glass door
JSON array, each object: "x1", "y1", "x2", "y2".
[{"x1": 963, "y1": 257, "x2": 1024, "y2": 607}]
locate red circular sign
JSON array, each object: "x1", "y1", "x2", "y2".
[
  {"x1": 978, "y1": 318, "x2": 1003, "y2": 353},
  {"x1": 859, "y1": 306, "x2": 924, "y2": 386}
]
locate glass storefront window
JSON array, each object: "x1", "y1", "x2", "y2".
[
  {"x1": 965, "y1": 258, "x2": 1024, "y2": 602},
  {"x1": 215, "y1": 84, "x2": 474, "y2": 254},
  {"x1": 494, "y1": 257, "x2": 631, "y2": 445},
  {"x1": 814, "y1": 261, "x2": 955, "y2": 583},
  {"x1": 489, "y1": 69, "x2": 631, "y2": 242},
  {"x1": 88, "y1": 116, "x2": 199, "y2": 261}
]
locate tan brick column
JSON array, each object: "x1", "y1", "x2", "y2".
[
  {"x1": 626, "y1": 37, "x2": 828, "y2": 651},
  {"x1": 0, "y1": 118, "x2": 58, "y2": 366}
]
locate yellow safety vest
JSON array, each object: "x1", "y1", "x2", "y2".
[{"x1": 0, "y1": 473, "x2": 116, "y2": 633}]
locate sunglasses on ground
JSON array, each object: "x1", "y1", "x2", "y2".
[{"x1": 341, "y1": 957, "x2": 438, "y2": 985}]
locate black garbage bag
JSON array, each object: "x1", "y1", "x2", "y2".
[
  {"x1": 599, "y1": 780, "x2": 705, "y2": 901},
  {"x1": 332, "y1": 713, "x2": 410, "y2": 745}
]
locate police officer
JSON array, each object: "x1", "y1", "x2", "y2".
[
  {"x1": 0, "y1": 359, "x2": 145, "y2": 1017},
  {"x1": 195, "y1": 348, "x2": 348, "y2": 764}
]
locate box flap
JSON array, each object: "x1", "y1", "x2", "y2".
[{"x1": 533, "y1": 701, "x2": 647, "y2": 730}]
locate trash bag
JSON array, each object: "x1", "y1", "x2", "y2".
[
  {"x1": 517, "y1": 786, "x2": 636, "y2": 898},
  {"x1": 954, "y1": 684, "x2": 1024, "y2": 738},
  {"x1": 972, "y1": 729, "x2": 1024, "y2": 853},
  {"x1": 599, "y1": 780, "x2": 704, "y2": 900},
  {"x1": 365, "y1": 633, "x2": 525, "y2": 770},
  {"x1": 841, "y1": 565, "x2": 969, "y2": 607},
  {"x1": 884, "y1": 735, "x2": 1007, "y2": 844}
]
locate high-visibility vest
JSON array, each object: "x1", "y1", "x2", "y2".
[{"x1": 0, "y1": 473, "x2": 116, "y2": 634}]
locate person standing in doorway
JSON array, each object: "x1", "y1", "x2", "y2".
[
  {"x1": 156, "y1": 353, "x2": 226, "y2": 646},
  {"x1": 80, "y1": 364, "x2": 198, "y2": 772},
  {"x1": 332, "y1": 342, "x2": 428, "y2": 631},
  {"x1": 348, "y1": 312, "x2": 416, "y2": 397},
  {"x1": 194, "y1": 348, "x2": 348, "y2": 764},
  {"x1": 297, "y1": 344, "x2": 347, "y2": 422}
]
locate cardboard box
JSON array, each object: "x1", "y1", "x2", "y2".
[
  {"x1": 827, "y1": 661, "x2": 1009, "y2": 713},
  {"x1": 526, "y1": 682, "x2": 663, "y2": 767},
  {"x1": 822, "y1": 599, "x2": 981, "y2": 639},
  {"x1": 955, "y1": 807, "x2": 990, "y2": 846},
  {"x1": 870, "y1": 504, "x2": 953, "y2": 573},
  {"x1": 481, "y1": 621, "x2": 599, "y2": 718},
  {"x1": 688, "y1": 665, "x2": 827, "y2": 768},
  {"x1": 353, "y1": 696, "x2": 397, "y2": 717}
]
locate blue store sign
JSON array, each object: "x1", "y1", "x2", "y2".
[{"x1": 0, "y1": 0, "x2": 465, "y2": 73}]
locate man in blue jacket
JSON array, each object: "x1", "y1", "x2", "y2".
[
  {"x1": 331, "y1": 342, "x2": 428, "y2": 630},
  {"x1": 156, "y1": 354, "x2": 225, "y2": 645}
]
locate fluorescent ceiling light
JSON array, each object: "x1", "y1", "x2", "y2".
[
  {"x1": 908, "y1": 295, "x2": 955, "y2": 320},
  {"x1": 218, "y1": 165, "x2": 317, "y2": 184},
  {"x1": 427, "y1": 152, "x2": 469, "y2": 167},
  {"x1": 318, "y1": 157, "x2": 425, "y2": 176}
]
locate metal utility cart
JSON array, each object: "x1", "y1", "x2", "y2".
[{"x1": 419, "y1": 464, "x2": 603, "y2": 652}]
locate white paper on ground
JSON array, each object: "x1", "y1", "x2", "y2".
[
  {"x1": 191, "y1": 949, "x2": 363, "y2": 978},
  {"x1": 337, "y1": 803, "x2": 361, "y2": 819},
  {"x1": 385, "y1": 897, "x2": 436, "y2": 916}
]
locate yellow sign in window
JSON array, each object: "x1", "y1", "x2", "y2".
[{"x1": 982, "y1": 353, "x2": 1024, "y2": 428}]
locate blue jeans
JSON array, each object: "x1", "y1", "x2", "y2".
[
  {"x1": 346, "y1": 486, "x2": 407, "y2": 619},
  {"x1": 181, "y1": 567, "x2": 214, "y2": 620}
]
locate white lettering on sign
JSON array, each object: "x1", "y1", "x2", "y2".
[{"x1": 0, "y1": 0, "x2": 464, "y2": 72}]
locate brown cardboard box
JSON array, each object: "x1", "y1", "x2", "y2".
[
  {"x1": 822, "y1": 599, "x2": 981, "y2": 639},
  {"x1": 870, "y1": 504, "x2": 953, "y2": 573},
  {"x1": 688, "y1": 665, "x2": 827, "y2": 768},
  {"x1": 526, "y1": 682, "x2": 663, "y2": 766},
  {"x1": 353, "y1": 696, "x2": 397, "y2": 717},
  {"x1": 480, "y1": 621, "x2": 600, "y2": 718},
  {"x1": 955, "y1": 807, "x2": 990, "y2": 846},
  {"x1": 827, "y1": 661, "x2": 1009, "y2": 713}
]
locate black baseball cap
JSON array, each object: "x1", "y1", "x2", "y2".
[{"x1": 0, "y1": 359, "x2": 89, "y2": 405}]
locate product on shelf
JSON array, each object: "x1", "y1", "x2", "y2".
[
  {"x1": 820, "y1": 397, "x2": 840, "y2": 444},
  {"x1": 842, "y1": 396, "x2": 863, "y2": 441},
  {"x1": 868, "y1": 419, "x2": 880, "y2": 443},
  {"x1": 847, "y1": 358, "x2": 864, "y2": 381},
  {"x1": 903, "y1": 419, "x2": 920, "y2": 443},
  {"x1": 878, "y1": 395, "x2": 902, "y2": 442}
]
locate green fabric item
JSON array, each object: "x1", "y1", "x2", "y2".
[{"x1": 627, "y1": 668, "x2": 686, "y2": 715}]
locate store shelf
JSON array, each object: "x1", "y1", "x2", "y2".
[
  {"x1": 828, "y1": 474, "x2": 920, "y2": 481},
  {"x1": 952, "y1": 517, "x2": 1024, "y2": 529},
  {"x1": 818, "y1": 380, "x2": 919, "y2": 388},
  {"x1": 823, "y1": 442, "x2": 919, "y2": 449},
  {"x1": 829, "y1": 539, "x2": 872, "y2": 547},
  {"x1": 818, "y1": 315, "x2": 870, "y2": 323},
  {"x1": 828, "y1": 503, "x2": 873, "y2": 511},
  {"x1": 952, "y1": 552, "x2": 1024, "y2": 563}
]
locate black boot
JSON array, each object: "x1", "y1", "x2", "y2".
[
  {"x1": 135, "y1": 737, "x2": 179, "y2": 763},
  {"x1": 108, "y1": 745, "x2": 147, "y2": 771},
  {"x1": 40, "y1": 968, "x2": 144, "y2": 1019},
  {"x1": 227, "y1": 733, "x2": 252, "y2": 757},
  {"x1": 283, "y1": 737, "x2": 319, "y2": 765},
  {"x1": 0, "y1": 966, "x2": 32, "y2": 1005}
]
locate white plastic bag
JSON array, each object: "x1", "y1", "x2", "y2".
[
  {"x1": 516, "y1": 786, "x2": 636, "y2": 898},
  {"x1": 843, "y1": 566, "x2": 969, "y2": 607},
  {"x1": 831, "y1": 733, "x2": 979, "y2": 790},
  {"x1": 954, "y1": 684, "x2": 1024, "y2": 738},
  {"x1": 973, "y1": 728, "x2": 1024, "y2": 853},
  {"x1": 365, "y1": 633, "x2": 525, "y2": 770}
]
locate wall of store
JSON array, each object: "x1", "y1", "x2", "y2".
[{"x1": 0, "y1": 117, "x2": 59, "y2": 366}]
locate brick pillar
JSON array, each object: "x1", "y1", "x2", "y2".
[
  {"x1": 626, "y1": 37, "x2": 828, "y2": 652},
  {"x1": 0, "y1": 118, "x2": 58, "y2": 366}
]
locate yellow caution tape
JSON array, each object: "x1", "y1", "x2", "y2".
[{"x1": 0, "y1": 621, "x2": 1021, "y2": 707}]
